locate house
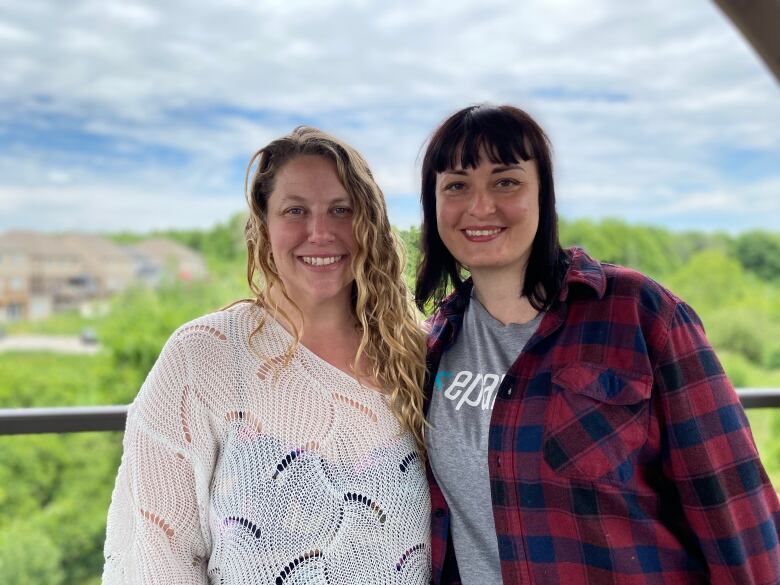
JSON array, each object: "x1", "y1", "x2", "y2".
[
  {"x1": 0, "y1": 231, "x2": 83, "y2": 321},
  {"x1": 0, "y1": 236, "x2": 32, "y2": 322},
  {"x1": 130, "y1": 237, "x2": 208, "y2": 286},
  {"x1": 59, "y1": 234, "x2": 138, "y2": 296},
  {"x1": 0, "y1": 231, "x2": 208, "y2": 323}
]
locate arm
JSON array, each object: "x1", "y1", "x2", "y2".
[
  {"x1": 103, "y1": 336, "x2": 211, "y2": 585},
  {"x1": 656, "y1": 301, "x2": 780, "y2": 584}
]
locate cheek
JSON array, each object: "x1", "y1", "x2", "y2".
[
  {"x1": 435, "y1": 210, "x2": 454, "y2": 245},
  {"x1": 435, "y1": 199, "x2": 460, "y2": 232},
  {"x1": 510, "y1": 194, "x2": 539, "y2": 222},
  {"x1": 335, "y1": 221, "x2": 356, "y2": 251},
  {"x1": 514, "y1": 203, "x2": 534, "y2": 221},
  {"x1": 529, "y1": 199, "x2": 541, "y2": 228},
  {"x1": 519, "y1": 200, "x2": 540, "y2": 242},
  {"x1": 266, "y1": 220, "x2": 300, "y2": 256}
]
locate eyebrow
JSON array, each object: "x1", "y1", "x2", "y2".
[
  {"x1": 441, "y1": 164, "x2": 525, "y2": 176},
  {"x1": 278, "y1": 194, "x2": 351, "y2": 204}
]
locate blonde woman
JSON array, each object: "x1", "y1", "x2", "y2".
[{"x1": 102, "y1": 127, "x2": 430, "y2": 584}]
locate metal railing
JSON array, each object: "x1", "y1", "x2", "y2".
[
  {"x1": 0, "y1": 405, "x2": 128, "y2": 435},
  {"x1": 1, "y1": 389, "x2": 779, "y2": 436}
]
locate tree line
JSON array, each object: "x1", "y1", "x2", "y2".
[{"x1": 1, "y1": 215, "x2": 779, "y2": 582}]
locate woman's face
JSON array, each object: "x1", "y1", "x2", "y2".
[
  {"x1": 265, "y1": 155, "x2": 357, "y2": 309},
  {"x1": 435, "y1": 151, "x2": 539, "y2": 282}
]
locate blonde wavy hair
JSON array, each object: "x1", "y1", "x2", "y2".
[{"x1": 243, "y1": 126, "x2": 428, "y2": 452}]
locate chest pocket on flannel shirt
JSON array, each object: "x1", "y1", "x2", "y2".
[{"x1": 543, "y1": 363, "x2": 652, "y2": 484}]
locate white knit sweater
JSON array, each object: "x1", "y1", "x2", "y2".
[{"x1": 102, "y1": 302, "x2": 431, "y2": 584}]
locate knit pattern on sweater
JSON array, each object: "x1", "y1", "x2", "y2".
[{"x1": 102, "y1": 302, "x2": 431, "y2": 584}]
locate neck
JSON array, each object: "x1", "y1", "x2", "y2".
[
  {"x1": 470, "y1": 267, "x2": 539, "y2": 325},
  {"x1": 265, "y1": 286, "x2": 369, "y2": 385},
  {"x1": 266, "y1": 287, "x2": 357, "y2": 339}
]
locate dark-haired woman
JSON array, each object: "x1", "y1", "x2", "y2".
[{"x1": 416, "y1": 104, "x2": 780, "y2": 584}]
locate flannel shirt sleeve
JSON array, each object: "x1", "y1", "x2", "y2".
[{"x1": 655, "y1": 301, "x2": 780, "y2": 584}]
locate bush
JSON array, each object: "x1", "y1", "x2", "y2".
[
  {"x1": 717, "y1": 351, "x2": 752, "y2": 388},
  {"x1": 707, "y1": 308, "x2": 772, "y2": 365},
  {"x1": 732, "y1": 230, "x2": 780, "y2": 282},
  {"x1": 664, "y1": 250, "x2": 748, "y2": 316},
  {"x1": 0, "y1": 519, "x2": 65, "y2": 584},
  {"x1": 766, "y1": 346, "x2": 780, "y2": 370}
]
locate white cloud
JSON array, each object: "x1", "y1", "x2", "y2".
[
  {"x1": 0, "y1": 0, "x2": 778, "y2": 233},
  {"x1": 0, "y1": 184, "x2": 244, "y2": 233},
  {"x1": 0, "y1": 20, "x2": 35, "y2": 43}
]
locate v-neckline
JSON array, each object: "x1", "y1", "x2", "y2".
[{"x1": 266, "y1": 311, "x2": 384, "y2": 395}]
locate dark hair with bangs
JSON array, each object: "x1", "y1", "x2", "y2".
[{"x1": 415, "y1": 104, "x2": 566, "y2": 312}]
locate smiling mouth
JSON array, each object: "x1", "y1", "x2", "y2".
[
  {"x1": 463, "y1": 228, "x2": 504, "y2": 237},
  {"x1": 299, "y1": 255, "x2": 345, "y2": 266}
]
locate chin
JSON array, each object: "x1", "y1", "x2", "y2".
[{"x1": 304, "y1": 282, "x2": 353, "y2": 304}]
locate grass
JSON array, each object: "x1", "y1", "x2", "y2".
[{"x1": 4, "y1": 310, "x2": 101, "y2": 336}]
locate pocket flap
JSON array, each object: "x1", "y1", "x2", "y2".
[{"x1": 552, "y1": 363, "x2": 652, "y2": 405}]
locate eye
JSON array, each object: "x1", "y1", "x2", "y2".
[
  {"x1": 331, "y1": 206, "x2": 353, "y2": 217},
  {"x1": 283, "y1": 206, "x2": 305, "y2": 217},
  {"x1": 495, "y1": 178, "x2": 520, "y2": 188},
  {"x1": 442, "y1": 181, "x2": 467, "y2": 193}
]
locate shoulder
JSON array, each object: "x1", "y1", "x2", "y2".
[
  {"x1": 564, "y1": 250, "x2": 690, "y2": 353},
  {"x1": 134, "y1": 302, "x2": 263, "y2": 418},
  {"x1": 142, "y1": 302, "x2": 263, "y2": 392},
  {"x1": 563, "y1": 247, "x2": 680, "y2": 312},
  {"x1": 427, "y1": 289, "x2": 466, "y2": 337},
  {"x1": 597, "y1": 262, "x2": 683, "y2": 319},
  {"x1": 594, "y1": 261, "x2": 707, "y2": 359},
  {"x1": 170, "y1": 301, "x2": 299, "y2": 377},
  {"x1": 171, "y1": 300, "x2": 260, "y2": 353}
]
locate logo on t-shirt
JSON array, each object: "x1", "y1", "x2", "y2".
[{"x1": 435, "y1": 370, "x2": 505, "y2": 411}]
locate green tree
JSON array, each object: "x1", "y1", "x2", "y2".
[
  {"x1": 0, "y1": 519, "x2": 65, "y2": 584},
  {"x1": 707, "y1": 307, "x2": 775, "y2": 365},
  {"x1": 664, "y1": 250, "x2": 749, "y2": 316},
  {"x1": 3, "y1": 217, "x2": 780, "y2": 585},
  {"x1": 732, "y1": 230, "x2": 780, "y2": 282},
  {"x1": 560, "y1": 218, "x2": 672, "y2": 277},
  {"x1": 397, "y1": 226, "x2": 421, "y2": 289}
]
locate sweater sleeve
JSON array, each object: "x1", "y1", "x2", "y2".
[
  {"x1": 655, "y1": 301, "x2": 780, "y2": 584},
  {"x1": 102, "y1": 335, "x2": 212, "y2": 585}
]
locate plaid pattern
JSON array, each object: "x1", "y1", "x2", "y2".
[{"x1": 425, "y1": 248, "x2": 780, "y2": 584}]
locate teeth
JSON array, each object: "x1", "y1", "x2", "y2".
[
  {"x1": 465, "y1": 228, "x2": 501, "y2": 237},
  {"x1": 301, "y1": 256, "x2": 342, "y2": 266}
]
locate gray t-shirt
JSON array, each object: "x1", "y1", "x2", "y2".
[{"x1": 427, "y1": 295, "x2": 542, "y2": 585}]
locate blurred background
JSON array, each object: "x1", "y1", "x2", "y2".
[{"x1": 0, "y1": 0, "x2": 778, "y2": 582}]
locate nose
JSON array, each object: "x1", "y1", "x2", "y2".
[
  {"x1": 307, "y1": 213, "x2": 336, "y2": 245},
  {"x1": 468, "y1": 186, "x2": 496, "y2": 218}
]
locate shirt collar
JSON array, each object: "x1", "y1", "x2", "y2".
[
  {"x1": 437, "y1": 247, "x2": 606, "y2": 312},
  {"x1": 558, "y1": 247, "x2": 606, "y2": 302}
]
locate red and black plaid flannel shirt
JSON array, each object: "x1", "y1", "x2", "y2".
[{"x1": 425, "y1": 248, "x2": 780, "y2": 584}]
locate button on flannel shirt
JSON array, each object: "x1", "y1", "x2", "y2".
[{"x1": 425, "y1": 248, "x2": 780, "y2": 584}]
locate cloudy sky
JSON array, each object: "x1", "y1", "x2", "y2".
[{"x1": 1, "y1": 0, "x2": 777, "y2": 234}]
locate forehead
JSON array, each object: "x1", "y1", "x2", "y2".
[
  {"x1": 432, "y1": 129, "x2": 534, "y2": 174},
  {"x1": 272, "y1": 155, "x2": 350, "y2": 200},
  {"x1": 443, "y1": 152, "x2": 534, "y2": 173}
]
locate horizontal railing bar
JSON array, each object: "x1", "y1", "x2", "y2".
[
  {"x1": 737, "y1": 389, "x2": 780, "y2": 410},
  {"x1": 1, "y1": 389, "x2": 779, "y2": 436},
  {"x1": 0, "y1": 405, "x2": 128, "y2": 435}
]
